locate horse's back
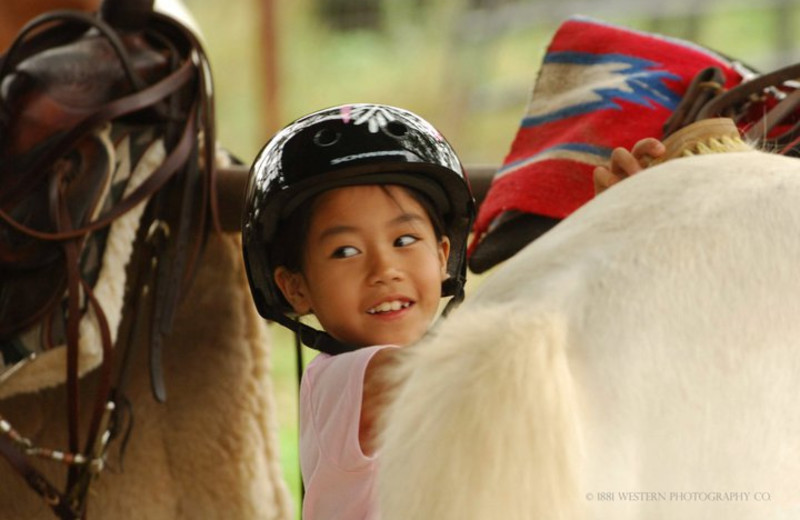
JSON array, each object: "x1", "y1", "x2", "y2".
[{"x1": 380, "y1": 151, "x2": 800, "y2": 519}]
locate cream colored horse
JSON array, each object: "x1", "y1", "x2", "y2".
[{"x1": 379, "y1": 148, "x2": 800, "y2": 519}]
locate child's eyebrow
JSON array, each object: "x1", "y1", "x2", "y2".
[
  {"x1": 391, "y1": 212, "x2": 427, "y2": 227},
  {"x1": 317, "y1": 225, "x2": 358, "y2": 242}
]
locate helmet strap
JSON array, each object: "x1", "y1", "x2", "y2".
[
  {"x1": 440, "y1": 280, "x2": 466, "y2": 318},
  {"x1": 267, "y1": 309, "x2": 357, "y2": 355}
]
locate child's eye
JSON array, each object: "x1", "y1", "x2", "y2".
[
  {"x1": 395, "y1": 234, "x2": 419, "y2": 247},
  {"x1": 332, "y1": 245, "x2": 359, "y2": 258}
]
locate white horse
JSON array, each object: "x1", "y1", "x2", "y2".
[{"x1": 378, "y1": 148, "x2": 800, "y2": 519}]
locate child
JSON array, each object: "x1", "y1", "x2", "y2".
[{"x1": 241, "y1": 104, "x2": 475, "y2": 519}]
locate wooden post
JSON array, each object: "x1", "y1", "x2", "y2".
[
  {"x1": 775, "y1": 0, "x2": 793, "y2": 68},
  {"x1": 259, "y1": 0, "x2": 281, "y2": 136}
]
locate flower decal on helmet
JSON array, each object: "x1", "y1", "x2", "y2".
[
  {"x1": 341, "y1": 104, "x2": 443, "y2": 141},
  {"x1": 341, "y1": 105, "x2": 393, "y2": 133}
]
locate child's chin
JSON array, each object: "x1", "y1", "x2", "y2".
[
  {"x1": 364, "y1": 332, "x2": 422, "y2": 348},
  {"x1": 337, "y1": 322, "x2": 429, "y2": 348}
]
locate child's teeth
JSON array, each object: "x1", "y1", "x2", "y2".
[{"x1": 370, "y1": 301, "x2": 409, "y2": 313}]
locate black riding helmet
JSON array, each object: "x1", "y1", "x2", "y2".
[{"x1": 242, "y1": 103, "x2": 475, "y2": 354}]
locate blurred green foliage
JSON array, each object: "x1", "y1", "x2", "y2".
[{"x1": 184, "y1": 0, "x2": 797, "y2": 166}]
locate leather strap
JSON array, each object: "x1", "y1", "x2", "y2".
[
  {"x1": 80, "y1": 279, "x2": 115, "y2": 458},
  {"x1": 53, "y1": 172, "x2": 84, "y2": 493},
  {"x1": 696, "y1": 62, "x2": 800, "y2": 121},
  {"x1": 662, "y1": 66, "x2": 726, "y2": 138},
  {"x1": 744, "y1": 87, "x2": 800, "y2": 142},
  {"x1": 149, "y1": 129, "x2": 199, "y2": 402},
  {"x1": 666, "y1": 61, "x2": 800, "y2": 156},
  {"x1": 0, "y1": 436, "x2": 79, "y2": 519}
]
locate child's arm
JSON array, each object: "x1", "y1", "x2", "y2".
[
  {"x1": 593, "y1": 138, "x2": 666, "y2": 195},
  {"x1": 360, "y1": 347, "x2": 401, "y2": 456}
]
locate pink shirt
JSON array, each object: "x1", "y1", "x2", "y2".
[{"x1": 299, "y1": 345, "x2": 395, "y2": 520}]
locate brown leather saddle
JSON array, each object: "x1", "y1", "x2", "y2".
[{"x1": 0, "y1": 0, "x2": 219, "y2": 517}]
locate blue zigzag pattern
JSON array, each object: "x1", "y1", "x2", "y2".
[{"x1": 522, "y1": 51, "x2": 682, "y2": 128}]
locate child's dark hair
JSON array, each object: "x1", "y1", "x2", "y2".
[{"x1": 269, "y1": 184, "x2": 447, "y2": 276}]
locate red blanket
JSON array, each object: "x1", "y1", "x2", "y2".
[{"x1": 469, "y1": 16, "x2": 747, "y2": 259}]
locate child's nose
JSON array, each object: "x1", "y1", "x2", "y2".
[{"x1": 368, "y1": 250, "x2": 403, "y2": 285}]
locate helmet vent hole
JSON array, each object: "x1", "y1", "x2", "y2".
[
  {"x1": 384, "y1": 121, "x2": 408, "y2": 138},
  {"x1": 313, "y1": 128, "x2": 341, "y2": 147}
]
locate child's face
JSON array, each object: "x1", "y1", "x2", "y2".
[{"x1": 275, "y1": 185, "x2": 450, "y2": 348}]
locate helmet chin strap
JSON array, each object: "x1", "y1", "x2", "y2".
[
  {"x1": 441, "y1": 276, "x2": 466, "y2": 317},
  {"x1": 267, "y1": 309, "x2": 357, "y2": 355},
  {"x1": 440, "y1": 287, "x2": 465, "y2": 318}
]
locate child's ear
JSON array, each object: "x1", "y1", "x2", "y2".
[
  {"x1": 274, "y1": 267, "x2": 312, "y2": 314},
  {"x1": 438, "y1": 236, "x2": 451, "y2": 279}
]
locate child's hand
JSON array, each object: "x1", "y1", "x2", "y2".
[{"x1": 593, "y1": 138, "x2": 666, "y2": 195}]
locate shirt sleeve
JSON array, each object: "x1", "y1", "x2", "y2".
[{"x1": 300, "y1": 345, "x2": 395, "y2": 475}]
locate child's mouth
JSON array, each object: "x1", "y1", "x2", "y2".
[{"x1": 366, "y1": 300, "x2": 412, "y2": 315}]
